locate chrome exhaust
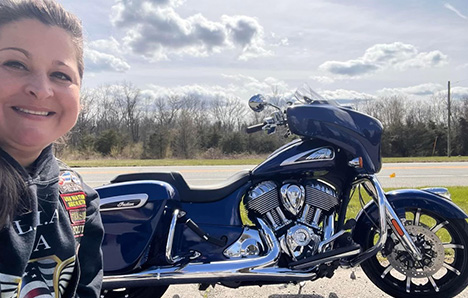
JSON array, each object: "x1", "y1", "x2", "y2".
[
  {"x1": 103, "y1": 219, "x2": 313, "y2": 289},
  {"x1": 102, "y1": 218, "x2": 361, "y2": 289}
]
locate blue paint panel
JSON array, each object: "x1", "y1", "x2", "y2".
[
  {"x1": 172, "y1": 183, "x2": 250, "y2": 261},
  {"x1": 180, "y1": 183, "x2": 249, "y2": 226},
  {"x1": 385, "y1": 189, "x2": 468, "y2": 219}
]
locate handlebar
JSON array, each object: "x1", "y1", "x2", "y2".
[{"x1": 246, "y1": 123, "x2": 265, "y2": 134}]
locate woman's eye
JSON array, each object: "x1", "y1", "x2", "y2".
[
  {"x1": 51, "y1": 72, "x2": 72, "y2": 82},
  {"x1": 3, "y1": 61, "x2": 27, "y2": 70}
]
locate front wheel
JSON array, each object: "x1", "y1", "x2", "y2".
[
  {"x1": 360, "y1": 207, "x2": 468, "y2": 298},
  {"x1": 101, "y1": 286, "x2": 168, "y2": 298}
]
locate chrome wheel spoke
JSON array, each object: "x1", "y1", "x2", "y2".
[
  {"x1": 406, "y1": 277, "x2": 411, "y2": 293},
  {"x1": 431, "y1": 220, "x2": 448, "y2": 233},
  {"x1": 380, "y1": 264, "x2": 393, "y2": 279},
  {"x1": 428, "y1": 276, "x2": 440, "y2": 292},
  {"x1": 443, "y1": 243, "x2": 465, "y2": 250},
  {"x1": 443, "y1": 263, "x2": 461, "y2": 276},
  {"x1": 414, "y1": 208, "x2": 421, "y2": 226}
]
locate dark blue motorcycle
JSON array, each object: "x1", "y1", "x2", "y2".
[{"x1": 97, "y1": 88, "x2": 468, "y2": 298}]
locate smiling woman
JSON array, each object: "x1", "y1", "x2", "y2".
[
  {"x1": 0, "y1": 20, "x2": 81, "y2": 163},
  {"x1": 0, "y1": 1, "x2": 103, "y2": 298}
]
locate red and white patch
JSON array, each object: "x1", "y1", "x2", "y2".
[{"x1": 60, "y1": 191, "x2": 86, "y2": 238}]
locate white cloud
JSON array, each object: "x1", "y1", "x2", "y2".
[
  {"x1": 88, "y1": 37, "x2": 124, "y2": 55},
  {"x1": 320, "y1": 89, "x2": 375, "y2": 100},
  {"x1": 143, "y1": 84, "x2": 235, "y2": 102},
  {"x1": 444, "y1": 3, "x2": 467, "y2": 20},
  {"x1": 84, "y1": 48, "x2": 131, "y2": 73},
  {"x1": 444, "y1": 86, "x2": 468, "y2": 99},
  {"x1": 110, "y1": 0, "x2": 271, "y2": 61},
  {"x1": 319, "y1": 42, "x2": 448, "y2": 77},
  {"x1": 377, "y1": 83, "x2": 445, "y2": 97},
  {"x1": 310, "y1": 75, "x2": 335, "y2": 84},
  {"x1": 221, "y1": 74, "x2": 289, "y2": 95}
]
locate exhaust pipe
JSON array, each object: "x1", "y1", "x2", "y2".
[
  {"x1": 102, "y1": 219, "x2": 360, "y2": 289},
  {"x1": 103, "y1": 219, "x2": 286, "y2": 289}
]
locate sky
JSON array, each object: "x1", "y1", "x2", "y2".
[{"x1": 60, "y1": 0, "x2": 468, "y2": 102}]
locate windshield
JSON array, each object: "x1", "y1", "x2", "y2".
[{"x1": 293, "y1": 84, "x2": 339, "y2": 106}]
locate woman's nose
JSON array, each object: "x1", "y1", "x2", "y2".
[{"x1": 24, "y1": 73, "x2": 53, "y2": 100}]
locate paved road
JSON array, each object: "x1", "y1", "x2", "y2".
[
  {"x1": 79, "y1": 162, "x2": 468, "y2": 297},
  {"x1": 75, "y1": 162, "x2": 468, "y2": 188},
  {"x1": 160, "y1": 266, "x2": 468, "y2": 297}
]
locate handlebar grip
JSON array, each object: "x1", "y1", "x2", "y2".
[{"x1": 246, "y1": 123, "x2": 264, "y2": 134}]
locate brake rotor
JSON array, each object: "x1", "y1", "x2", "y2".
[{"x1": 386, "y1": 224, "x2": 445, "y2": 278}]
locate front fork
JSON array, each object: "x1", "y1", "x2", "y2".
[{"x1": 350, "y1": 175, "x2": 423, "y2": 266}]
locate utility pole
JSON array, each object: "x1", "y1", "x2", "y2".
[{"x1": 447, "y1": 81, "x2": 451, "y2": 157}]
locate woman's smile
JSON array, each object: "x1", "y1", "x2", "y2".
[{"x1": 12, "y1": 106, "x2": 55, "y2": 117}]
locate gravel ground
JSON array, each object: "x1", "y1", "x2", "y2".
[{"x1": 161, "y1": 266, "x2": 468, "y2": 298}]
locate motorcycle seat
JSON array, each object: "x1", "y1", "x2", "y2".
[{"x1": 111, "y1": 170, "x2": 251, "y2": 203}]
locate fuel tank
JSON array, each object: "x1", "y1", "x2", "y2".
[{"x1": 252, "y1": 139, "x2": 338, "y2": 177}]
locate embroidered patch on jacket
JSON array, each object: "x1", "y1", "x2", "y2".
[
  {"x1": 59, "y1": 191, "x2": 86, "y2": 238},
  {"x1": 59, "y1": 171, "x2": 83, "y2": 193}
]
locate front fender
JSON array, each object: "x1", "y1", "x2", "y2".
[{"x1": 353, "y1": 189, "x2": 468, "y2": 247}]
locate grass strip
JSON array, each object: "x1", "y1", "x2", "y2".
[
  {"x1": 64, "y1": 156, "x2": 468, "y2": 167},
  {"x1": 346, "y1": 186, "x2": 468, "y2": 219}
]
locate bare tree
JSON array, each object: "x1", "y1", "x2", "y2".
[
  {"x1": 211, "y1": 96, "x2": 248, "y2": 131},
  {"x1": 114, "y1": 82, "x2": 142, "y2": 142}
]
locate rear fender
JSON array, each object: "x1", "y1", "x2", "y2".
[{"x1": 353, "y1": 189, "x2": 468, "y2": 247}]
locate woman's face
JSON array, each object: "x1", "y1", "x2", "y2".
[{"x1": 0, "y1": 19, "x2": 81, "y2": 166}]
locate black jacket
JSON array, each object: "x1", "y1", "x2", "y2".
[{"x1": 0, "y1": 146, "x2": 103, "y2": 298}]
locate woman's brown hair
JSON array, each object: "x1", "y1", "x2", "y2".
[{"x1": 0, "y1": 0, "x2": 84, "y2": 228}]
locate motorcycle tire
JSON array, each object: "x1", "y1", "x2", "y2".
[
  {"x1": 360, "y1": 206, "x2": 468, "y2": 298},
  {"x1": 101, "y1": 286, "x2": 168, "y2": 298}
]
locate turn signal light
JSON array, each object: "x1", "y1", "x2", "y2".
[{"x1": 348, "y1": 157, "x2": 363, "y2": 168}]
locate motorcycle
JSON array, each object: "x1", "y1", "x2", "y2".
[{"x1": 97, "y1": 88, "x2": 468, "y2": 298}]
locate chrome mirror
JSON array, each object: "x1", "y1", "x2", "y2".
[{"x1": 248, "y1": 94, "x2": 266, "y2": 112}]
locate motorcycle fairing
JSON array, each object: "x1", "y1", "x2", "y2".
[{"x1": 287, "y1": 104, "x2": 383, "y2": 174}]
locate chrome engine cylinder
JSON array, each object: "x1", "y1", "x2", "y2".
[
  {"x1": 245, "y1": 181, "x2": 287, "y2": 229},
  {"x1": 299, "y1": 181, "x2": 338, "y2": 225},
  {"x1": 245, "y1": 180, "x2": 339, "y2": 232}
]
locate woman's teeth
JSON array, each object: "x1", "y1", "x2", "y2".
[{"x1": 15, "y1": 107, "x2": 50, "y2": 116}]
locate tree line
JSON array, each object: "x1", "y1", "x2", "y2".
[{"x1": 59, "y1": 82, "x2": 468, "y2": 160}]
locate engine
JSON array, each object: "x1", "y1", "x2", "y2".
[{"x1": 244, "y1": 179, "x2": 339, "y2": 260}]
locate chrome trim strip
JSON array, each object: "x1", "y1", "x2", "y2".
[
  {"x1": 280, "y1": 147, "x2": 335, "y2": 167},
  {"x1": 166, "y1": 209, "x2": 182, "y2": 264},
  {"x1": 99, "y1": 193, "x2": 149, "y2": 212},
  {"x1": 422, "y1": 187, "x2": 451, "y2": 200}
]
